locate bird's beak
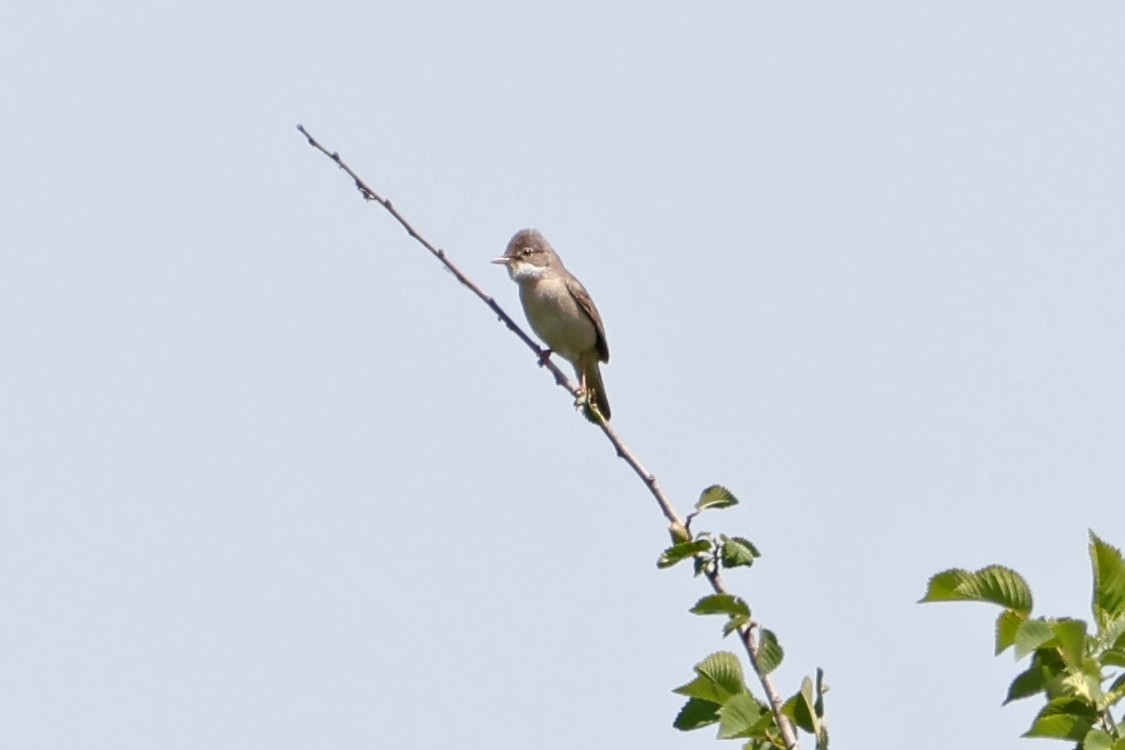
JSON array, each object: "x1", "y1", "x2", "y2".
[{"x1": 491, "y1": 256, "x2": 510, "y2": 265}]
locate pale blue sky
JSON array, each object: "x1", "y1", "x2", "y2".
[{"x1": 3, "y1": 3, "x2": 1124, "y2": 749}]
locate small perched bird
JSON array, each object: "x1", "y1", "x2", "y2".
[{"x1": 492, "y1": 229, "x2": 612, "y2": 419}]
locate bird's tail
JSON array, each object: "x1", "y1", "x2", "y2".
[{"x1": 581, "y1": 357, "x2": 611, "y2": 420}]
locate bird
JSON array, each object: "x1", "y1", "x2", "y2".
[{"x1": 492, "y1": 229, "x2": 612, "y2": 419}]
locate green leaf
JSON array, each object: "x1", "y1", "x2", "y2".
[
  {"x1": 696, "y1": 652, "x2": 747, "y2": 701},
  {"x1": 781, "y1": 685, "x2": 815, "y2": 734},
  {"x1": 1023, "y1": 697, "x2": 1098, "y2": 740},
  {"x1": 672, "y1": 651, "x2": 747, "y2": 703},
  {"x1": 692, "y1": 594, "x2": 751, "y2": 620},
  {"x1": 658, "y1": 539, "x2": 712, "y2": 569},
  {"x1": 1088, "y1": 728, "x2": 1125, "y2": 750},
  {"x1": 1102, "y1": 624, "x2": 1125, "y2": 667},
  {"x1": 1084, "y1": 728, "x2": 1115, "y2": 750},
  {"x1": 1091, "y1": 532, "x2": 1125, "y2": 624},
  {"x1": 1005, "y1": 650, "x2": 1066, "y2": 704},
  {"x1": 920, "y1": 565, "x2": 1032, "y2": 615},
  {"x1": 720, "y1": 535, "x2": 760, "y2": 569},
  {"x1": 672, "y1": 697, "x2": 721, "y2": 731},
  {"x1": 1060, "y1": 665, "x2": 1104, "y2": 706},
  {"x1": 919, "y1": 568, "x2": 971, "y2": 600},
  {"x1": 740, "y1": 740, "x2": 781, "y2": 750},
  {"x1": 673, "y1": 673, "x2": 731, "y2": 705},
  {"x1": 1051, "y1": 619, "x2": 1088, "y2": 669},
  {"x1": 717, "y1": 693, "x2": 768, "y2": 740},
  {"x1": 1094, "y1": 616, "x2": 1125, "y2": 651},
  {"x1": 995, "y1": 609, "x2": 1025, "y2": 655},
  {"x1": 722, "y1": 616, "x2": 751, "y2": 638},
  {"x1": 1105, "y1": 672, "x2": 1125, "y2": 708},
  {"x1": 757, "y1": 629, "x2": 784, "y2": 675},
  {"x1": 696, "y1": 485, "x2": 739, "y2": 511},
  {"x1": 1087, "y1": 729, "x2": 1125, "y2": 750},
  {"x1": 782, "y1": 675, "x2": 826, "y2": 739},
  {"x1": 1014, "y1": 618, "x2": 1056, "y2": 660},
  {"x1": 1005, "y1": 665, "x2": 1046, "y2": 704}
]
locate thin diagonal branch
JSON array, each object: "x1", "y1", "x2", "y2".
[
  {"x1": 296, "y1": 124, "x2": 566, "y2": 389},
  {"x1": 706, "y1": 569, "x2": 797, "y2": 747},
  {"x1": 297, "y1": 124, "x2": 798, "y2": 749}
]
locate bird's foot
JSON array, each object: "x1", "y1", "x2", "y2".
[{"x1": 573, "y1": 387, "x2": 588, "y2": 408}]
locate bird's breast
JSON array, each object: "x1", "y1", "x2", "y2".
[{"x1": 518, "y1": 279, "x2": 596, "y2": 363}]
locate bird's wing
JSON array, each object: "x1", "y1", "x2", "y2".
[{"x1": 566, "y1": 277, "x2": 609, "y2": 363}]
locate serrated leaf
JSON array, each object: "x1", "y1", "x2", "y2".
[
  {"x1": 1101, "y1": 626, "x2": 1125, "y2": 667},
  {"x1": 721, "y1": 536, "x2": 760, "y2": 569},
  {"x1": 1095, "y1": 617, "x2": 1125, "y2": 651},
  {"x1": 996, "y1": 609, "x2": 1025, "y2": 655},
  {"x1": 691, "y1": 651, "x2": 748, "y2": 701},
  {"x1": 1023, "y1": 697, "x2": 1098, "y2": 740},
  {"x1": 658, "y1": 539, "x2": 712, "y2": 569},
  {"x1": 921, "y1": 568, "x2": 973, "y2": 600},
  {"x1": 672, "y1": 697, "x2": 721, "y2": 731},
  {"x1": 781, "y1": 692, "x2": 814, "y2": 734},
  {"x1": 920, "y1": 565, "x2": 1032, "y2": 615},
  {"x1": 1036, "y1": 650, "x2": 1071, "y2": 701},
  {"x1": 1091, "y1": 532, "x2": 1125, "y2": 624},
  {"x1": 1005, "y1": 664, "x2": 1048, "y2": 704},
  {"x1": 782, "y1": 676, "x2": 823, "y2": 736},
  {"x1": 717, "y1": 693, "x2": 768, "y2": 740},
  {"x1": 1005, "y1": 649, "x2": 1067, "y2": 704},
  {"x1": 1014, "y1": 618, "x2": 1056, "y2": 660},
  {"x1": 756, "y1": 630, "x2": 784, "y2": 675},
  {"x1": 692, "y1": 594, "x2": 751, "y2": 620},
  {"x1": 1051, "y1": 619, "x2": 1088, "y2": 669},
  {"x1": 1060, "y1": 666, "x2": 1104, "y2": 705},
  {"x1": 696, "y1": 485, "x2": 739, "y2": 511},
  {"x1": 674, "y1": 673, "x2": 730, "y2": 704}
]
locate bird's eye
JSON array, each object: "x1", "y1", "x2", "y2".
[{"x1": 521, "y1": 247, "x2": 532, "y2": 256}]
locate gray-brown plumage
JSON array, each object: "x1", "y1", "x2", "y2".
[{"x1": 492, "y1": 229, "x2": 611, "y2": 419}]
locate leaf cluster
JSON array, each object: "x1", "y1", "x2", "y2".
[
  {"x1": 660, "y1": 486, "x2": 828, "y2": 749},
  {"x1": 659, "y1": 486, "x2": 760, "y2": 577},
  {"x1": 921, "y1": 532, "x2": 1125, "y2": 749},
  {"x1": 672, "y1": 651, "x2": 829, "y2": 749}
]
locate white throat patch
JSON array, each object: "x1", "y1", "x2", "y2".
[{"x1": 507, "y1": 260, "x2": 550, "y2": 283}]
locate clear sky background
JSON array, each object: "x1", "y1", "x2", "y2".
[{"x1": 3, "y1": 3, "x2": 1123, "y2": 749}]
